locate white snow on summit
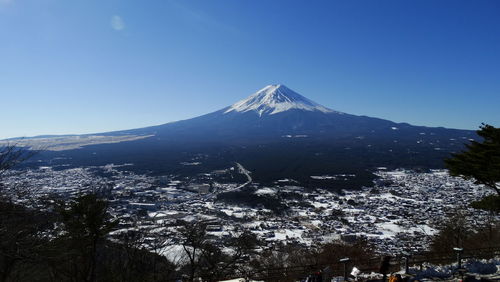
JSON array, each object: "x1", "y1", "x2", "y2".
[{"x1": 224, "y1": 84, "x2": 338, "y2": 116}]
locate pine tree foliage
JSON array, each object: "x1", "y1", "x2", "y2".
[{"x1": 445, "y1": 124, "x2": 500, "y2": 196}]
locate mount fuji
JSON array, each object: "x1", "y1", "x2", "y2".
[
  {"x1": 29, "y1": 84, "x2": 476, "y2": 189},
  {"x1": 109, "y1": 84, "x2": 423, "y2": 140}
]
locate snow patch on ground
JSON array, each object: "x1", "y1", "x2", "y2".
[{"x1": 254, "y1": 187, "x2": 277, "y2": 195}]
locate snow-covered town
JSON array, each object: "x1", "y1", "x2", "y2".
[{"x1": 1, "y1": 163, "x2": 496, "y2": 256}]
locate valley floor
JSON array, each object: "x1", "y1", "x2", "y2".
[{"x1": 2, "y1": 164, "x2": 497, "y2": 257}]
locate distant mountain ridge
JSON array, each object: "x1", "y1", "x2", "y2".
[{"x1": 27, "y1": 84, "x2": 476, "y2": 189}]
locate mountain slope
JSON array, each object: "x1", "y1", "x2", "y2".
[{"x1": 30, "y1": 84, "x2": 476, "y2": 189}]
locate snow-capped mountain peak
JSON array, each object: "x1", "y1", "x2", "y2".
[{"x1": 224, "y1": 84, "x2": 337, "y2": 116}]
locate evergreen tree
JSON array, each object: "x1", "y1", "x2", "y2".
[{"x1": 445, "y1": 124, "x2": 500, "y2": 197}]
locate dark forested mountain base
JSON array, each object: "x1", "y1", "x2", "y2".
[{"x1": 21, "y1": 85, "x2": 476, "y2": 190}]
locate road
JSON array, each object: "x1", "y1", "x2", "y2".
[{"x1": 235, "y1": 162, "x2": 252, "y2": 190}]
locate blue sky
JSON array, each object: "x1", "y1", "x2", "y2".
[{"x1": 1, "y1": 0, "x2": 499, "y2": 139}]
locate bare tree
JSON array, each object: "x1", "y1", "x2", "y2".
[
  {"x1": 0, "y1": 143, "x2": 37, "y2": 179},
  {"x1": 0, "y1": 199, "x2": 54, "y2": 281},
  {"x1": 55, "y1": 193, "x2": 118, "y2": 282},
  {"x1": 198, "y1": 230, "x2": 259, "y2": 281},
  {"x1": 144, "y1": 223, "x2": 176, "y2": 281},
  {"x1": 178, "y1": 221, "x2": 207, "y2": 281},
  {"x1": 0, "y1": 143, "x2": 49, "y2": 281}
]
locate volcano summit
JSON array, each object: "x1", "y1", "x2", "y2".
[{"x1": 224, "y1": 84, "x2": 335, "y2": 116}]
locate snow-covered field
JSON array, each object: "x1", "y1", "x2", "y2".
[{"x1": 2, "y1": 166, "x2": 497, "y2": 256}]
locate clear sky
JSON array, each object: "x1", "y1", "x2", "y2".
[{"x1": 1, "y1": 0, "x2": 499, "y2": 139}]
